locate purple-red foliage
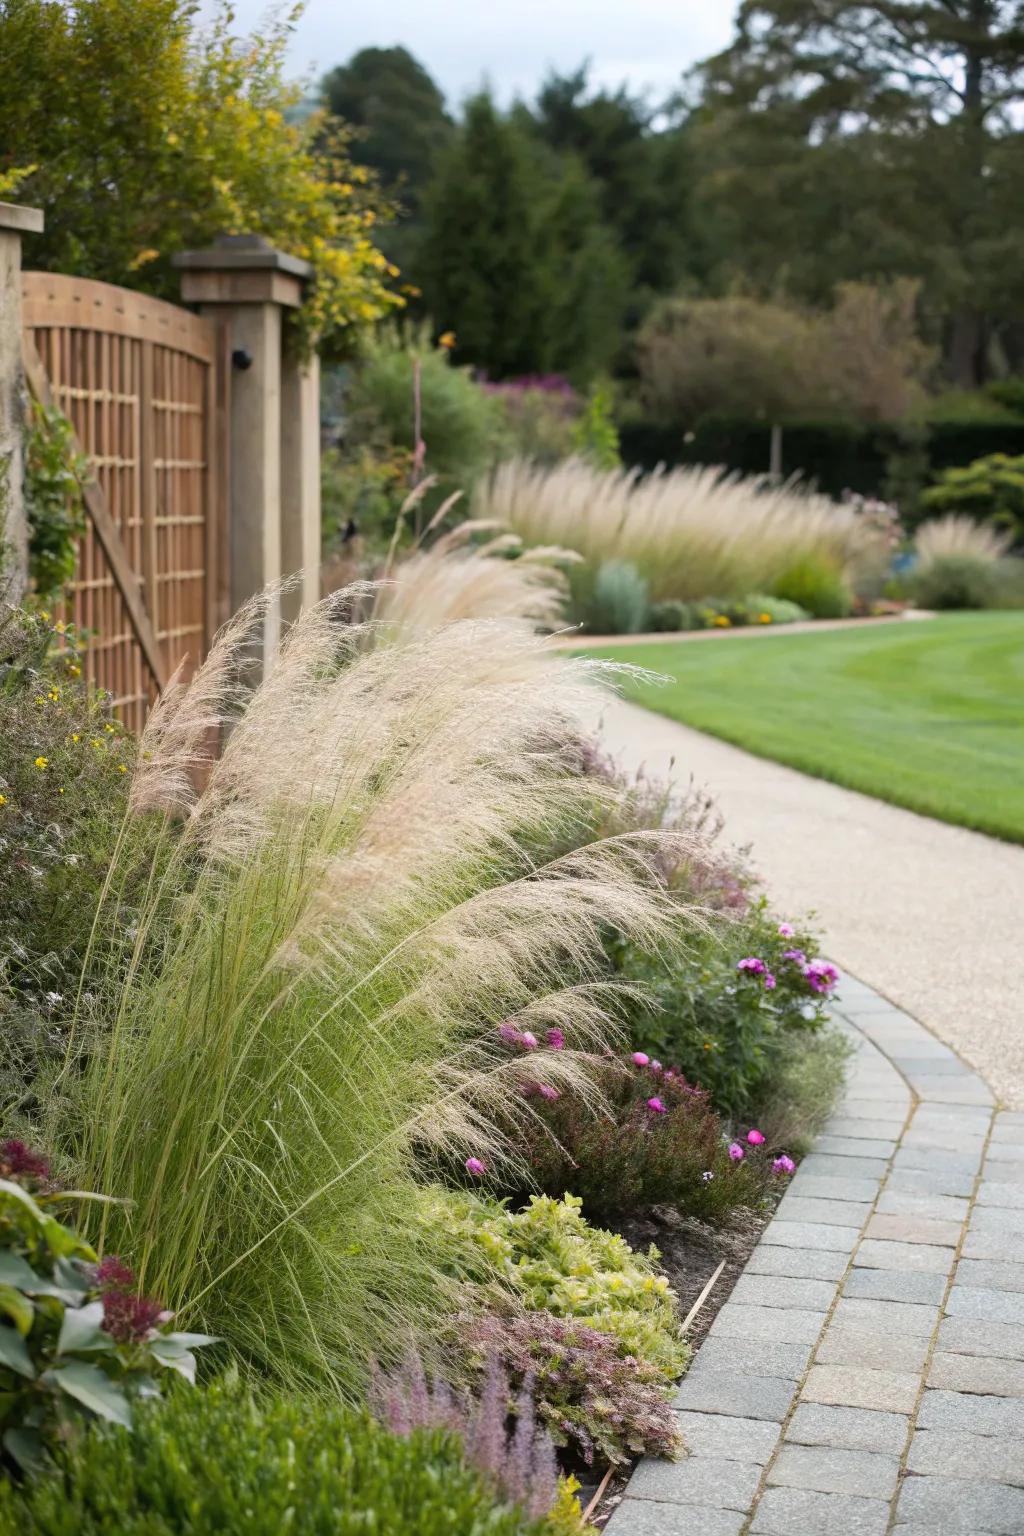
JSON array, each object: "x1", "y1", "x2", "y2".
[
  {"x1": 460, "y1": 1309, "x2": 682, "y2": 1467},
  {"x1": 370, "y1": 1348, "x2": 560, "y2": 1520},
  {"x1": 0, "y1": 1138, "x2": 52, "y2": 1185}
]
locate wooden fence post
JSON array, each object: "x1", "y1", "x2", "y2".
[
  {"x1": 0, "y1": 202, "x2": 43, "y2": 601},
  {"x1": 174, "y1": 234, "x2": 314, "y2": 666}
]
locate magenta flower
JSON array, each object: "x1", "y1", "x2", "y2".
[
  {"x1": 546, "y1": 1028, "x2": 565, "y2": 1051},
  {"x1": 101, "y1": 1289, "x2": 165, "y2": 1344},
  {"x1": 0, "y1": 1139, "x2": 50, "y2": 1182},
  {"x1": 773, "y1": 1154, "x2": 796, "y2": 1176},
  {"x1": 778, "y1": 922, "x2": 795, "y2": 937},
  {"x1": 95, "y1": 1255, "x2": 136, "y2": 1291},
  {"x1": 537, "y1": 1083, "x2": 561, "y2": 1101},
  {"x1": 764, "y1": 972, "x2": 777, "y2": 990},
  {"x1": 737, "y1": 957, "x2": 766, "y2": 976},
  {"x1": 520, "y1": 1031, "x2": 538, "y2": 1050},
  {"x1": 803, "y1": 960, "x2": 840, "y2": 995},
  {"x1": 465, "y1": 1157, "x2": 487, "y2": 1176},
  {"x1": 631, "y1": 1051, "x2": 650, "y2": 1067},
  {"x1": 646, "y1": 1096, "x2": 667, "y2": 1114},
  {"x1": 782, "y1": 948, "x2": 807, "y2": 966},
  {"x1": 650, "y1": 1059, "x2": 663, "y2": 1073},
  {"x1": 728, "y1": 1142, "x2": 745, "y2": 1161},
  {"x1": 746, "y1": 1129, "x2": 765, "y2": 1146}
]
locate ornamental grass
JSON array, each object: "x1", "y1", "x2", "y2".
[
  {"x1": 913, "y1": 513, "x2": 1013, "y2": 569},
  {"x1": 477, "y1": 457, "x2": 888, "y2": 603},
  {"x1": 60, "y1": 591, "x2": 681, "y2": 1394}
]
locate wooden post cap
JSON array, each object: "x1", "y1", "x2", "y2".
[
  {"x1": 0, "y1": 202, "x2": 44, "y2": 235},
  {"x1": 174, "y1": 234, "x2": 311, "y2": 308}
]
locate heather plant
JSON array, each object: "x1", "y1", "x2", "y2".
[
  {"x1": 0, "y1": 1139, "x2": 215, "y2": 1473},
  {"x1": 455, "y1": 1310, "x2": 682, "y2": 1467},
  {"x1": 507, "y1": 1053, "x2": 779, "y2": 1223},
  {"x1": 370, "y1": 1348, "x2": 580, "y2": 1526},
  {"x1": 57, "y1": 595, "x2": 680, "y2": 1395},
  {"x1": 439, "y1": 1191, "x2": 687, "y2": 1380},
  {"x1": 0, "y1": 1376, "x2": 559, "y2": 1536},
  {"x1": 479, "y1": 458, "x2": 889, "y2": 605}
]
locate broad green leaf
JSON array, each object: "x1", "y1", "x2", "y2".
[
  {"x1": 150, "y1": 1340, "x2": 197, "y2": 1383},
  {"x1": 0, "y1": 1180, "x2": 45, "y2": 1224},
  {"x1": 3, "y1": 1426, "x2": 47, "y2": 1475},
  {"x1": 40, "y1": 1217, "x2": 79, "y2": 1258},
  {"x1": 57, "y1": 1300, "x2": 108, "y2": 1355},
  {"x1": 0, "y1": 1285, "x2": 34, "y2": 1335},
  {"x1": 0, "y1": 1252, "x2": 43, "y2": 1290},
  {"x1": 159, "y1": 1330, "x2": 220, "y2": 1352},
  {"x1": 0, "y1": 1324, "x2": 36, "y2": 1379},
  {"x1": 47, "y1": 1361, "x2": 133, "y2": 1428}
]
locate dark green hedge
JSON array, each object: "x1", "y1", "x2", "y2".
[{"x1": 619, "y1": 415, "x2": 1024, "y2": 503}]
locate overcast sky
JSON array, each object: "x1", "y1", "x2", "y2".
[{"x1": 199, "y1": 1, "x2": 737, "y2": 105}]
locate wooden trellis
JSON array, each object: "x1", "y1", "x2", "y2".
[{"x1": 22, "y1": 272, "x2": 228, "y2": 731}]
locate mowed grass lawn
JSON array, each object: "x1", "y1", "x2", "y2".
[{"x1": 585, "y1": 613, "x2": 1024, "y2": 843}]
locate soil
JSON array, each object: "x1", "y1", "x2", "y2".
[{"x1": 581, "y1": 1200, "x2": 776, "y2": 1528}]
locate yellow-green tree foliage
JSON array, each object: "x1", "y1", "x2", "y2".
[{"x1": 0, "y1": 0, "x2": 399, "y2": 350}]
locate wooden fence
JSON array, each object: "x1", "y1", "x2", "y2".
[{"x1": 22, "y1": 273, "x2": 228, "y2": 731}]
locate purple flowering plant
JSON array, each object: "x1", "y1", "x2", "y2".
[{"x1": 0, "y1": 1139, "x2": 216, "y2": 1474}]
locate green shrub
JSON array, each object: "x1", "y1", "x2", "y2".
[
  {"x1": 580, "y1": 560, "x2": 649, "y2": 633},
  {"x1": 438, "y1": 1190, "x2": 687, "y2": 1380},
  {"x1": 738, "y1": 593, "x2": 809, "y2": 624},
  {"x1": 486, "y1": 380, "x2": 580, "y2": 465},
  {"x1": 753, "y1": 1028, "x2": 853, "y2": 1157},
  {"x1": 0, "y1": 1143, "x2": 214, "y2": 1473},
  {"x1": 321, "y1": 441, "x2": 413, "y2": 558},
  {"x1": 648, "y1": 598, "x2": 696, "y2": 632},
  {"x1": 913, "y1": 554, "x2": 999, "y2": 609},
  {"x1": 610, "y1": 901, "x2": 837, "y2": 1122},
  {"x1": 990, "y1": 556, "x2": 1024, "y2": 608},
  {"x1": 0, "y1": 1378, "x2": 555, "y2": 1536},
  {"x1": 22, "y1": 402, "x2": 88, "y2": 607},
  {"x1": 919, "y1": 452, "x2": 1024, "y2": 543},
  {"x1": 572, "y1": 383, "x2": 621, "y2": 471},
  {"x1": 771, "y1": 556, "x2": 852, "y2": 617}
]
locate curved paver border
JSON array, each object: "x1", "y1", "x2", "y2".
[{"x1": 606, "y1": 973, "x2": 1024, "y2": 1536}]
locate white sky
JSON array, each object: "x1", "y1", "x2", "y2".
[{"x1": 198, "y1": 1, "x2": 738, "y2": 105}]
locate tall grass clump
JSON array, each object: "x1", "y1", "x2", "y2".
[
  {"x1": 478, "y1": 457, "x2": 887, "y2": 607},
  {"x1": 914, "y1": 514, "x2": 1013, "y2": 569},
  {"x1": 60, "y1": 593, "x2": 679, "y2": 1396}
]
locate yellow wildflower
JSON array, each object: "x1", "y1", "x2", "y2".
[
  {"x1": 0, "y1": 794, "x2": 7, "y2": 807},
  {"x1": 71, "y1": 734, "x2": 80, "y2": 744},
  {"x1": 54, "y1": 621, "x2": 66, "y2": 635},
  {"x1": 34, "y1": 756, "x2": 48, "y2": 770},
  {"x1": 438, "y1": 331, "x2": 456, "y2": 350},
  {"x1": 117, "y1": 764, "x2": 127, "y2": 774},
  {"x1": 104, "y1": 723, "x2": 116, "y2": 733},
  {"x1": 759, "y1": 613, "x2": 772, "y2": 624}
]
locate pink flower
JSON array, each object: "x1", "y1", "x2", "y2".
[
  {"x1": 803, "y1": 960, "x2": 840, "y2": 995},
  {"x1": 778, "y1": 922, "x2": 795, "y2": 937},
  {"x1": 646, "y1": 1096, "x2": 666, "y2": 1114},
  {"x1": 764, "y1": 971, "x2": 777, "y2": 990},
  {"x1": 537, "y1": 1084, "x2": 561, "y2": 1101},
  {"x1": 465, "y1": 1157, "x2": 487, "y2": 1176},
  {"x1": 520, "y1": 1031, "x2": 538, "y2": 1050},
  {"x1": 737, "y1": 957, "x2": 766, "y2": 976},
  {"x1": 546, "y1": 1028, "x2": 565, "y2": 1051},
  {"x1": 782, "y1": 948, "x2": 807, "y2": 966},
  {"x1": 773, "y1": 1154, "x2": 796, "y2": 1175},
  {"x1": 631, "y1": 1051, "x2": 650, "y2": 1066},
  {"x1": 498, "y1": 1023, "x2": 520, "y2": 1044},
  {"x1": 728, "y1": 1142, "x2": 745, "y2": 1161},
  {"x1": 746, "y1": 1129, "x2": 765, "y2": 1146},
  {"x1": 650, "y1": 1059, "x2": 662, "y2": 1073}
]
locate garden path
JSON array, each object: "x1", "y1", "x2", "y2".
[
  {"x1": 607, "y1": 977, "x2": 1024, "y2": 1536},
  {"x1": 591, "y1": 696, "x2": 1024, "y2": 1109}
]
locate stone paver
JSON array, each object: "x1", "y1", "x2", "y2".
[{"x1": 608, "y1": 976, "x2": 1024, "y2": 1536}]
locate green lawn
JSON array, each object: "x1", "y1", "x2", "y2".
[{"x1": 584, "y1": 613, "x2": 1024, "y2": 843}]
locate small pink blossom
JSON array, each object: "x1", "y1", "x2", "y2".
[
  {"x1": 782, "y1": 948, "x2": 807, "y2": 966},
  {"x1": 537, "y1": 1084, "x2": 561, "y2": 1101},
  {"x1": 646, "y1": 1096, "x2": 666, "y2": 1114},
  {"x1": 737, "y1": 956, "x2": 766, "y2": 976},
  {"x1": 650, "y1": 1059, "x2": 662, "y2": 1073},
  {"x1": 728, "y1": 1142, "x2": 745, "y2": 1161},
  {"x1": 746, "y1": 1129, "x2": 765, "y2": 1146},
  {"x1": 520, "y1": 1031, "x2": 538, "y2": 1050},
  {"x1": 546, "y1": 1028, "x2": 565, "y2": 1051},
  {"x1": 773, "y1": 1154, "x2": 796, "y2": 1175},
  {"x1": 465, "y1": 1157, "x2": 487, "y2": 1176},
  {"x1": 778, "y1": 922, "x2": 795, "y2": 937},
  {"x1": 803, "y1": 960, "x2": 840, "y2": 995},
  {"x1": 631, "y1": 1051, "x2": 650, "y2": 1066},
  {"x1": 764, "y1": 972, "x2": 777, "y2": 990}
]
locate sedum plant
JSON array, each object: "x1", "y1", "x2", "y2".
[
  {"x1": 0, "y1": 1140, "x2": 214, "y2": 1473},
  {"x1": 57, "y1": 593, "x2": 679, "y2": 1394}
]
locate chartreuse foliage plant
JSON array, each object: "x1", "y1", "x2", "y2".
[
  {"x1": 58, "y1": 593, "x2": 676, "y2": 1396},
  {"x1": 440, "y1": 1191, "x2": 687, "y2": 1380},
  {"x1": 0, "y1": 1377, "x2": 561, "y2": 1536},
  {"x1": 0, "y1": 1140, "x2": 214, "y2": 1474}
]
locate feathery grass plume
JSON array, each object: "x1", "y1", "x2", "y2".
[
  {"x1": 914, "y1": 513, "x2": 1013, "y2": 569},
  {"x1": 371, "y1": 547, "x2": 569, "y2": 635},
  {"x1": 477, "y1": 456, "x2": 888, "y2": 603},
  {"x1": 67, "y1": 594, "x2": 685, "y2": 1394}
]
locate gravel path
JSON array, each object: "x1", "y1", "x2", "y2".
[{"x1": 592, "y1": 697, "x2": 1024, "y2": 1108}]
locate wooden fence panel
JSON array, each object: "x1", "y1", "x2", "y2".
[{"x1": 22, "y1": 273, "x2": 226, "y2": 731}]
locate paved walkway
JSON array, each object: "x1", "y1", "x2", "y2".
[
  {"x1": 607, "y1": 978, "x2": 1024, "y2": 1536},
  {"x1": 591, "y1": 697, "x2": 1024, "y2": 1108}
]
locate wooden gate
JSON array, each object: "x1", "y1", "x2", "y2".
[{"x1": 22, "y1": 273, "x2": 228, "y2": 731}]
